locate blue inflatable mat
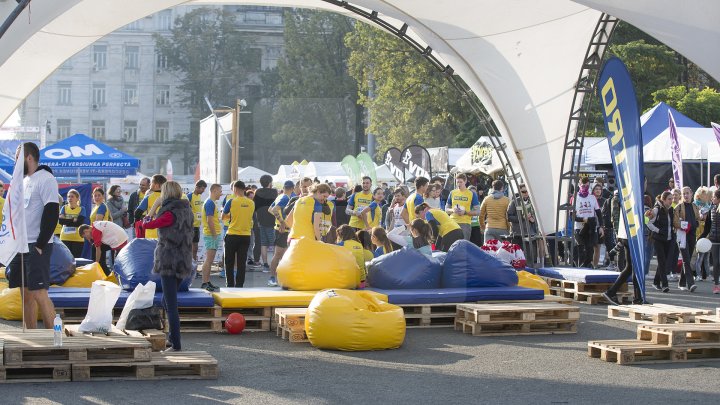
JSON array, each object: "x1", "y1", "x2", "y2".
[
  {"x1": 75, "y1": 258, "x2": 94, "y2": 267},
  {"x1": 534, "y1": 267, "x2": 620, "y2": 283},
  {"x1": 368, "y1": 286, "x2": 544, "y2": 305},
  {"x1": 48, "y1": 287, "x2": 214, "y2": 308}
]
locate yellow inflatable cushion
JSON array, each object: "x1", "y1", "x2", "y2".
[
  {"x1": 0, "y1": 288, "x2": 41, "y2": 321},
  {"x1": 58, "y1": 262, "x2": 107, "y2": 288},
  {"x1": 277, "y1": 238, "x2": 361, "y2": 291},
  {"x1": 517, "y1": 270, "x2": 550, "y2": 295},
  {"x1": 213, "y1": 288, "x2": 388, "y2": 308},
  {"x1": 305, "y1": 289, "x2": 406, "y2": 351}
]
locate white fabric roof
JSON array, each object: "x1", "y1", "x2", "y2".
[
  {"x1": 237, "y1": 166, "x2": 272, "y2": 183},
  {"x1": 0, "y1": 0, "x2": 718, "y2": 233},
  {"x1": 275, "y1": 164, "x2": 306, "y2": 182},
  {"x1": 304, "y1": 162, "x2": 347, "y2": 179},
  {"x1": 586, "y1": 128, "x2": 717, "y2": 164}
]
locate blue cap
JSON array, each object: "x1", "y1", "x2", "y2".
[{"x1": 283, "y1": 180, "x2": 295, "y2": 189}]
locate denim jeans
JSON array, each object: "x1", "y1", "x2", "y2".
[{"x1": 161, "y1": 275, "x2": 181, "y2": 350}]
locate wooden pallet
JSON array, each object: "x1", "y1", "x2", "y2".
[
  {"x1": 56, "y1": 307, "x2": 124, "y2": 324},
  {"x1": 0, "y1": 330, "x2": 151, "y2": 366},
  {"x1": 401, "y1": 303, "x2": 457, "y2": 329},
  {"x1": 541, "y1": 277, "x2": 627, "y2": 293},
  {"x1": 588, "y1": 339, "x2": 720, "y2": 365},
  {"x1": 608, "y1": 304, "x2": 713, "y2": 324},
  {"x1": 696, "y1": 315, "x2": 720, "y2": 324},
  {"x1": 164, "y1": 305, "x2": 223, "y2": 333},
  {"x1": 65, "y1": 324, "x2": 166, "y2": 352},
  {"x1": 550, "y1": 286, "x2": 632, "y2": 305},
  {"x1": 0, "y1": 363, "x2": 72, "y2": 383},
  {"x1": 220, "y1": 307, "x2": 272, "y2": 332},
  {"x1": 454, "y1": 303, "x2": 579, "y2": 336},
  {"x1": 72, "y1": 351, "x2": 218, "y2": 381},
  {"x1": 278, "y1": 326, "x2": 309, "y2": 343},
  {"x1": 274, "y1": 308, "x2": 309, "y2": 343},
  {"x1": 637, "y1": 323, "x2": 720, "y2": 347},
  {"x1": 479, "y1": 295, "x2": 574, "y2": 305}
]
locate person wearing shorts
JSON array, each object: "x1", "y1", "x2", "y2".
[
  {"x1": 187, "y1": 180, "x2": 207, "y2": 264},
  {"x1": 268, "y1": 181, "x2": 294, "y2": 286},
  {"x1": 199, "y1": 184, "x2": 223, "y2": 292},
  {"x1": 6, "y1": 142, "x2": 59, "y2": 329}
]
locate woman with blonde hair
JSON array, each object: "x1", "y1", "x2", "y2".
[
  {"x1": 58, "y1": 189, "x2": 87, "y2": 258},
  {"x1": 142, "y1": 181, "x2": 194, "y2": 351}
]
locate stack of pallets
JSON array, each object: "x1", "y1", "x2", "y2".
[
  {"x1": 695, "y1": 308, "x2": 720, "y2": 324},
  {"x1": 607, "y1": 303, "x2": 713, "y2": 324},
  {"x1": 541, "y1": 277, "x2": 632, "y2": 304},
  {"x1": 454, "y1": 302, "x2": 580, "y2": 336},
  {"x1": 65, "y1": 324, "x2": 167, "y2": 352},
  {"x1": 274, "y1": 308, "x2": 309, "y2": 343},
  {"x1": 589, "y1": 323, "x2": 720, "y2": 365},
  {"x1": 0, "y1": 329, "x2": 218, "y2": 382},
  {"x1": 400, "y1": 304, "x2": 457, "y2": 328}
]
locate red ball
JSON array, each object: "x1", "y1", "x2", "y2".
[{"x1": 225, "y1": 313, "x2": 246, "y2": 334}]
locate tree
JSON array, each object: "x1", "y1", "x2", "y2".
[
  {"x1": 270, "y1": 10, "x2": 359, "y2": 160},
  {"x1": 653, "y1": 86, "x2": 720, "y2": 126},
  {"x1": 345, "y1": 21, "x2": 481, "y2": 158},
  {"x1": 154, "y1": 8, "x2": 257, "y2": 118}
]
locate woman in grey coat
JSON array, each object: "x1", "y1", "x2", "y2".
[{"x1": 107, "y1": 185, "x2": 127, "y2": 228}]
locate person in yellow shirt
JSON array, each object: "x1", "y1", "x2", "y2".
[
  {"x1": 54, "y1": 194, "x2": 64, "y2": 237},
  {"x1": 336, "y1": 225, "x2": 367, "y2": 287},
  {"x1": 416, "y1": 202, "x2": 464, "y2": 252},
  {"x1": 360, "y1": 187, "x2": 385, "y2": 230},
  {"x1": 446, "y1": 173, "x2": 481, "y2": 240},
  {"x1": 222, "y1": 181, "x2": 255, "y2": 287},
  {"x1": 346, "y1": 176, "x2": 374, "y2": 231},
  {"x1": 186, "y1": 180, "x2": 207, "y2": 264},
  {"x1": 58, "y1": 189, "x2": 87, "y2": 258},
  {"x1": 287, "y1": 183, "x2": 331, "y2": 242},
  {"x1": 401, "y1": 177, "x2": 430, "y2": 224},
  {"x1": 0, "y1": 180, "x2": 5, "y2": 226},
  {"x1": 200, "y1": 183, "x2": 223, "y2": 292},
  {"x1": 133, "y1": 174, "x2": 167, "y2": 239}
]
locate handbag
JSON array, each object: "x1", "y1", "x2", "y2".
[{"x1": 125, "y1": 307, "x2": 164, "y2": 331}]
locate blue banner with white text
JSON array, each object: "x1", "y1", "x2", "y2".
[{"x1": 597, "y1": 57, "x2": 646, "y2": 301}]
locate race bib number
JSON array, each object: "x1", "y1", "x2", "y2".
[{"x1": 63, "y1": 227, "x2": 76, "y2": 234}]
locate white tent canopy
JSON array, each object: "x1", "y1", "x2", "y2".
[
  {"x1": 237, "y1": 166, "x2": 272, "y2": 184},
  {"x1": 275, "y1": 164, "x2": 306, "y2": 182},
  {"x1": 304, "y1": 162, "x2": 346, "y2": 179},
  {"x1": 586, "y1": 128, "x2": 718, "y2": 164},
  {"x1": 0, "y1": 0, "x2": 718, "y2": 233}
]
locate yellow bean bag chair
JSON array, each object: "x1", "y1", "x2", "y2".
[
  {"x1": 59, "y1": 262, "x2": 107, "y2": 288},
  {"x1": 0, "y1": 287, "x2": 41, "y2": 321},
  {"x1": 305, "y1": 289, "x2": 406, "y2": 351},
  {"x1": 277, "y1": 238, "x2": 361, "y2": 291},
  {"x1": 517, "y1": 270, "x2": 550, "y2": 295}
]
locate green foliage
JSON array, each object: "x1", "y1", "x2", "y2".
[
  {"x1": 652, "y1": 86, "x2": 720, "y2": 126},
  {"x1": 345, "y1": 21, "x2": 480, "y2": 158},
  {"x1": 154, "y1": 8, "x2": 256, "y2": 117},
  {"x1": 270, "y1": 10, "x2": 358, "y2": 160}
]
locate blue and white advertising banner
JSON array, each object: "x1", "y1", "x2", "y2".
[{"x1": 40, "y1": 134, "x2": 140, "y2": 177}]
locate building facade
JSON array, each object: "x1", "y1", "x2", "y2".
[{"x1": 20, "y1": 5, "x2": 284, "y2": 175}]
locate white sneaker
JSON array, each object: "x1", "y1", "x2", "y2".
[{"x1": 678, "y1": 286, "x2": 687, "y2": 291}]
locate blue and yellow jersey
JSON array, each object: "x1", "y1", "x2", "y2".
[
  {"x1": 224, "y1": 196, "x2": 255, "y2": 236},
  {"x1": 320, "y1": 200, "x2": 335, "y2": 237},
  {"x1": 366, "y1": 201, "x2": 383, "y2": 228},
  {"x1": 288, "y1": 195, "x2": 322, "y2": 240},
  {"x1": 338, "y1": 239, "x2": 366, "y2": 279},
  {"x1": 187, "y1": 192, "x2": 204, "y2": 227},
  {"x1": 448, "y1": 189, "x2": 479, "y2": 224},
  {"x1": 137, "y1": 191, "x2": 160, "y2": 238},
  {"x1": 270, "y1": 194, "x2": 291, "y2": 231},
  {"x1": 425, "y1": 208, "x2": 461, "y2": 237},
  {"x1": 348, "y1": 191, "x2": 374, "y2": 229},
  {"x1": 221, "y1": 194, "x2": 236, "y2": 228},
  {"x1": 202, "y1": 198, "x2": 221, "y2": 236},
  {"x1": 90, "y1": 202, "x2": 112, "y2": 223},
  {"x1": 405, "y1": 192, "x2": 424, "y2": 222},
  {"x1": 60, "y1": 204, "x2": 86, "y2": 242}
]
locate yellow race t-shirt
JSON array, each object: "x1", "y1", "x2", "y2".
[
  {"x1": 224, "y1": 196, "x2": 255, "y2": 236},
  {"x1": 202, "y1": 198, "x2": 221, "y2": 236},
  {"x1": 405, "y1": 192, "x2": 424, "y2": 222},
  {"x1": 425, "y1": 208, "x2": 461, "y2": 237},
  {"x1": 448, "y1": 188, "x2": 480, "y2": 225},
  {"x1": 320, "y1": 200, "x2": 334, "y2": 237},
  {"x1": 348, "y1": 191, "x2": 374, "y2": 229},
  {"x1": 60, "y1": 204, "x2": 86, "y2": 242},
  {"x1": 288, "y1": 195, "x2": 322, "y2": 240},
  {"x1": 187, "y1": 192, "x2": 204, "y2": 227}
]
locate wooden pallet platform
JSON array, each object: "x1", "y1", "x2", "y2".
[
  {"x1": 401, "y1": 303, "x2": 457, "y2": 329},
  {"x1": 0, "y1": 363, "x2": 72, "y2": 383},
  {"x1": 608, "y1": 304, "x2": 713, "y2": 324},
  {"x1": 274, "y1": 308, "x2": 307, "y2": 331},
  {"x1": 588, "y1": 339, "x2": 720, "y2": 365},
  {"x1": 637, "y1": 323, "x2": 720, "y2": 347},
  {"x1": 56, "y1": 307, "x2": 124, "y2": 324},
  {"x1": 454, "y1": 303, "x2": 579, "y2": 336},
  {"x1": 541, "y1": 277, "x2": 627, "y2": 293},
  {"x1": 696, "y1": 315, "x2": 720, "y2": 324},
  {"x1": 220, "y1": 307, "x2": 272, "y2": 332},
  {"x1": 65, "y1": 324, "x2": 166, "y2": 352},
  {"x1": 72, "y1": 351, "x2": 218, "y2": 381},
  {"x1": 0, "y1": 330, "x2": 151, "y2": 366},
  {"x1": 278, "y1": 326, "x2": 309, "y2": 343},
  {"x1": 550, "y1": 287, "x2": 632, "y2": 305},
  {"x1": 479, "y1": 295, "x2": 574, "y2": 305}
]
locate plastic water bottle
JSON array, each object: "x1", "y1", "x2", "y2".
[{"x1": 53, "y1": 314, "x2": 63, "y2": 347}]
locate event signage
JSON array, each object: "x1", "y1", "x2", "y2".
[
  {"x1": 597, "y1": 57, "x2": 646, "y2": 301},
  {"x1": 341, "y1": 155, "x2": 362, "y2": 186},
  {"x1": 712, "y1": 122, "x2": 720, "y2": 147},
  {"x1": 356, "y1": 152, "x2": 377, "y2": 185},
  {"x1": 668, "y1": 111, "x2": 683, "y2": 189},
  {"x1": 383, "y1": 147, "x2": 404, "y2": 183},
  {"x1": 0, "y1": 144, "x2": 28, "y2": 265},
  {"x1": 401, "y1": 145, "x2": 432, "y2": 181},
  {"x1": 39, "y1": 134, "x2": 139, "y2": 177}
]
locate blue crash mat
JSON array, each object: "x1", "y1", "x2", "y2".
[
  {"x1": 534, "y1": 267, "x2": 620, "y2": 283},
  {"x1": 74, "y1": 258, "x2": 94, "y2": 267},
  {"x1": 368, "y1": 286, "x2": 544, "y2": 305},
  {"x1": 48, "y1": 287, "x2": 214, "y2": 308}
]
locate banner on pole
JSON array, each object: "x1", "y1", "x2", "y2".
[
  {"x1": 383, "y1": 147, "x2": 404, "y2": 183},
  {"x1": 401, "y1": 145, "x2": 432, "y2": 181},
  {"x1": 668, "y1": 111, "x2": 683, "y2": 189},
  {"x1": 356, "y1": 152, "x2": 377, "y2": 185},
  {"x1": 341, "y1": 155, "x2": 362, "y2": 187},
  {"x1": 0, "y1": 145, "x2": 28, "y2": 264},
  {"x1": 597, "y1": 57, "x2": 647, "y2": 301}
]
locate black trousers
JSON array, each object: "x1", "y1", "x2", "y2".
[
  {"x1": 607, "y1": 240, "x2": 642, "y2": 301},
  {"x1": 64, "y1": 241, "x2": 85, "y2": 259},
  {"x1": 653, "y1": 238, "x2": 673, "y2": 288},
  {"x1": 440, "y1": 229, "x2": 464, "y2": 252},
  {"x1": 678, "y1": 233, "x2": 696, "y2": 288},
  {"x1": 470, "y1": 226, "x2": 484, "y2": 247},
  {"x1": 224, "y1": 235, "x2": 251, "y2": 287},
  {"x1": 92, "y1": 243, "x2": 112, "y2": 276}
]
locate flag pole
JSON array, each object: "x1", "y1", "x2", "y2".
[{"x1": 20, "y1": 252, "x2": 25, "y2": 332}]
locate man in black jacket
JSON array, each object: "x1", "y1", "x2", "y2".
[
  {"x1": 127, "y1": 177, "x2": 150, "y2": 237},
  {"x1": 254, "y1": 174, "x2": 278, "y2": 270}
]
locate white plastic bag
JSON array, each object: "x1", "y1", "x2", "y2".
[
  {"x1": 79, "y1": 280, "x2": 122, "y2": 333},
  {"x1": 116, "y1": 281, "x2": 156, "y2": 330}
]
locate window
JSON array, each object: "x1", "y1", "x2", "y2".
[
  {"x1": 156, "y1": 52, "x2": 168, "y2": 70},
  {"x1": 123, "y1": 84, "x2": 138, "y2": 105},
  {"x1": 155, "y1": 121, "x2": 169, "y2": 143},
  {"x1": 93, "y1": 45, "x2": 107, "y2": 71},
  {"x1": 123, "y1": 20, "x2": 141, "y2": 31},
  {"x1": 247, "y1": 48, "x2": 262, "y2": 72},
  {"x1": 57, "y1": 119, "x2": 71, "y2": 140},
  {"x1": 145, "y1": 157, "x2": 156, "y2": 171},
  {"x1": 91, "y1": 120, "x2": 106, "y2": 140},
  {"x1": 57, "y1": 81, "x2": 72, "y2": 105},
  {"x1": 156, "y1": 85, "x2": 170, "y2": 106},
  {"x1": 267, "y1": 14, "x2": 282, "y2": 25},
  {"x1": 157, "y1": 10, "x2": 172, "y2": 31},
  {"x1": 125, "y1": 45, "x2": 139, "y2": 69},
  {"x1": 123, "y1": 121, "x2": 138, "y2": 142},
  {"x1": 92, "y1": 83, "x2": 106, "y2": 106},
  {"x1": 246, "y1": 12, "x2": 266, "y2": 24}
]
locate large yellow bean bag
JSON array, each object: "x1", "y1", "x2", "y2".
[
  {"x1": 305, "y1": 289, "x2": 406, "y2": 351},
  {"x1": 277, "y1": 238, "x2": 361, "y2": 291},
  {"x1": 59, "y1": 263, "x2": 107, "y2": 288},
  {"x1": 0, "y1": 287, "x2": 41, "y2": 321},
  {"x1": 517, "y1": 270, "x2": 550, "y2": 294}
]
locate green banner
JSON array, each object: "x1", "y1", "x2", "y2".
[
  {"x1": 356, "y1": 152, "x2": 377, "y2": 185},
  {"x1": 341, "y1": 155, "x2": 362, "y2": 186}
]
